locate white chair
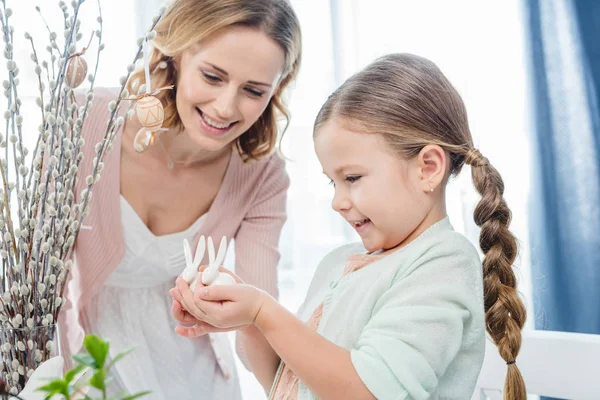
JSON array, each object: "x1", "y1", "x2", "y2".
[{"x1": 472, "y1": 329, "x2": 600, "y2": 399}]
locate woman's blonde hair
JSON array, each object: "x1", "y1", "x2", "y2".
[
  {"x1": 315, "y1": 53, "x2": 527, "y2": 399},
  {"x1": 128, "y1": 0, "x2": 301, "y2": 161}
]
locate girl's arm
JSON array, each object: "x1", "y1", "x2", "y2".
[
  {"x1": 238, "y1": 324, "x2": 281, "y2": 393},
  {"x1": 174, "y1": 244, "x2": 481, "y2": 400},
  {"x1": 171, "y1": 277, "x2": 281, "y2": 393},
  {"x1": 174, "y1": 280, "x2": 376, "y2": 400},
  {"x1": 254, "y1": 293, "x2": 376, "y2": 400}
]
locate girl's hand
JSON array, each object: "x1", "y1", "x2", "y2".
[
  {"x1": 171, "y1": 269, "x2": 268, "y2": 329},
  {"x1": 171, "y1": 299, "x2": 247, "y2": 337},
  {"x1": 169, "y1": 264, "x2": 243, "y2": 323}
]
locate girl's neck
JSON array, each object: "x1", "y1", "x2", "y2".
[{"x1": 377, "y1": 197, "x2": 448, "y2": 257}]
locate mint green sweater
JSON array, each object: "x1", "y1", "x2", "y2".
[{"x1": 291, "y1": 217, "x2": 485, "y2": 399}]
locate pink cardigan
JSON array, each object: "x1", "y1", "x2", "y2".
[{"x1": 58, "y1": 88, "x2": 289, "y2": 378}]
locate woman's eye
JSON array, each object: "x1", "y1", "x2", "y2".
[
  {"x1": 346, "y1": 175, "x2": 361, "y2": 183},
  {"x1": 245, "y1": 88, "x2": 264, "y2": 97},
  {"x1": 328, "y1": 179, "x2": 335, "y2": 186},
  {"x1": 202, "y1": 72, "x2": 221, "y2": 82}
]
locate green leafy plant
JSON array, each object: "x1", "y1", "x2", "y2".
[{"x1": 36, "y1": 334, "x2": 150, "y2": 400}]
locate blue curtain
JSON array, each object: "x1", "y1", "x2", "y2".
[{"x1": 525, "y1": 0, "x2": 600, "y2": 336}]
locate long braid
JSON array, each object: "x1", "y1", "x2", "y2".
[{"x1": 465, "y1": 148, "x2": 527, "y2": 400}]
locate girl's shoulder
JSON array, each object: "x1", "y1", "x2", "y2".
[{"x1": 389, "y1": 226, "x2": 483, "y2": 294}]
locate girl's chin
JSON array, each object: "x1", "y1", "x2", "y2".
[{"x1": 361, "y1": 239, "x2": 382, "y2": 254}]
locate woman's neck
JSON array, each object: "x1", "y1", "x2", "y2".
[
  {"x1": 124, "y1": 116, "x2": 231, "y2": 167},
  {"x1": 158, "y1": 128, "x2": 232, "y2": 166}
]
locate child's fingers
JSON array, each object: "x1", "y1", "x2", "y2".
[
  {"x1": 199, "y1": 283, "x2": 247, "y2": 302},
  {"x1": 175, "y1": 276, "x2": 225, "y2": 324}
]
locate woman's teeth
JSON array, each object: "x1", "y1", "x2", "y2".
[
  {"x1": 354, "y1": 219, "x2": 370, "y2": 227},
  {"x1": 199, "y1": 110, "x2": 233, "y2": 129}
]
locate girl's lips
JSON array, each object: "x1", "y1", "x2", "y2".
[{"x1": 352, "y1": 219, "x2": 371, "y2": 234}]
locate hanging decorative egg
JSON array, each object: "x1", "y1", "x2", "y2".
[
  {"x1": 135, "y1": 95, "x2": 164, "y2": 131},
  {"x1": 133, "y1": 127, "x2": 157, "y2": 153},
  {"x1": 65, "y1": 55, "x2": 87, "y2": 88}
]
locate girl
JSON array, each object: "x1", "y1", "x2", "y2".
[
  {"x1": 171, "y1": 53, "x2": 527, "y2": 399},
  {"x1": 58, "y1": 0, "x2": 301, "y2": 399}
]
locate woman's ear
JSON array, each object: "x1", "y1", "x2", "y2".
[{"x1": 416, "y1": 145, "x2": 446, "y2": 193}]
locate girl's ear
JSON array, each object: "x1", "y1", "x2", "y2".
[{"x1": 416, "y1": 144, "x2": 446, "y2": 193}]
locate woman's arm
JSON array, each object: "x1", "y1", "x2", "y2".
[{"x1": 232, "y1": 155, "x2": 290, "y2": 377}]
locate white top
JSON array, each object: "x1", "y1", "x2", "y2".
[{"x1": 87, "y1": 196, "x2": 241, "y2": 400}]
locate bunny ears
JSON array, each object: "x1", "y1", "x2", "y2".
[{"x1": 182, "y1": 236, "x2": 231, "y2": 290}]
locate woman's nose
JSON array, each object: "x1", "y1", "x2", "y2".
[{"x1": 213, "y1": 87, "x2": 238, "y2": 120}]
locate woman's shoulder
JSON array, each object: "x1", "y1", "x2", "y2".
[
  {"x1": 234, "y1": 149, "x2": 287, "y2": 174},
  {"x1": 230, "y1": 150, "x2": 290, "y2": 194}
]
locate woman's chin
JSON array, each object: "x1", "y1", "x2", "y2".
[{"x1": 186, "y1": 130, "x2": 235, "y2": 152}]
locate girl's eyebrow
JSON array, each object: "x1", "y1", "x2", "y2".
[{"x1": 334, "y1": 164, "x2": 362, "y2": 174}]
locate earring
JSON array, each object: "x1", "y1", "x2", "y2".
[{"x1": 428, "y1": 181, "x2": 434, "y2": 193}]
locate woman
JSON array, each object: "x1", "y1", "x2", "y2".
[{"x1": 57, "y1": 0, "x2": 302, "y2": 398}]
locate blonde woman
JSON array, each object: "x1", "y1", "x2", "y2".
[{"x1": 57, "y1": 1, "x2": 301, "y2": 399}]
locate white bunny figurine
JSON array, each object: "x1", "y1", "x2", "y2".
[
  {"x1": 182, "y1": 235, "x2": 206, "y2": 292},
  {"x1": 181, "y1": 236, "x2": 235, "y2": 292},
  {"x1": 202, "y1": 236, "x2": 236, "y2": 286}
]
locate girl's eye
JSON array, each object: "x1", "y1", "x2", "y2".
[
  {"x1": 245, "y1": 87, "x2": 264, "y2": 97},
  {"x1": 328, "y1": 179, "x2": 335, "y2": 186},
  {"x1": 346, "y1": 175, "x2": 361, "y2": 183},
  {"x1": 202, "y1": 72, "x2": 221, "y2": 82}
]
